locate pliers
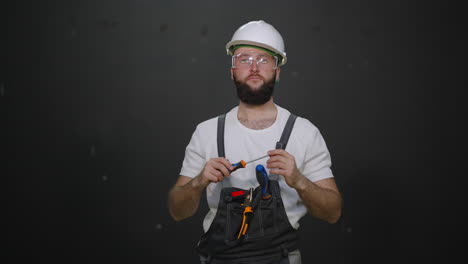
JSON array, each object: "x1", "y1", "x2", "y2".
[{"x1": 237, "y1": 187, "x2": 254, "y2": 240}]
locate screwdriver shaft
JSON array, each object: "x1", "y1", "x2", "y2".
[
  {"x1": 230, "y1": 154, "x2": 269, "y2": 173},
  {"x1": 246, "y1": 154, "x2": 269, "y2": 164}
]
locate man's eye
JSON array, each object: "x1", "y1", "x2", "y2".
[
  {"x1": 240, "y1": 59, "x2": 251, "y2": 63},
  {"x1": 258, "y1": 58, "x2": 269, "y2": 64}
]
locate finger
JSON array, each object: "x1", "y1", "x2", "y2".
[
  {"x1": 267, "y1": 156, "x2": 288, "y2": 166},
  {"x1": 220, "y1": 158, "x2": 235, "y2": 171},
  {"x1": 209, "y1": 170, "x2": 224, "y2": 183},
  {"x1": 211, "y1": 161, "x2": 231, "y2": 176},
  {"x1": 268, "y1": 149, "x2": 286, "y2": 156},
  {"x1": 208, "y1": 159, "x2": 231, "y2": 173},
  {"x1": 206, "y1": 174, "x2": 219, "y2": 183},
  {"x1": 267, "y1": 154, "x2": 285, "y2": 162},
  {"x1": 216, "y1": 164, "x2": 231, "y2": 177},
  {"x1": 273, "y1": 149, "x2": 294, "y2": 160},
  {"x1": 266, "y1": 161, "x2": 286, "y2": 170},
  {"x1": 215, "y1": 157, "x2": 234, "y2": 171},
  {"x1": 268, "y1": 168, "x2": 287, "y2": 176},
  {"x1": 216, "y1": 167, "x2": 225, "y2": 176},
  {"x1": 209, "y1": 166, "x2": 223, "y2": 177},
  {"x1": 215, "y1": 174, "x2": 224, "y2": 182}
]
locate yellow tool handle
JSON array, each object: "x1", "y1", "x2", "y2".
[{"x1": 237, "y1": 207, "x2": 253, "y2": 239}]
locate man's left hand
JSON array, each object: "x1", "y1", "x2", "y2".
[{"x1": 266, "y1": 149, "x2": 306, "y2": 189}]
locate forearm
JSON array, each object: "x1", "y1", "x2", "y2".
[
  {"x1": 293, "y1": 176, "x2": 342, "y2": 223},
  {"x1": 168, "y1": 176, "x2": 207, "y2": 221}
]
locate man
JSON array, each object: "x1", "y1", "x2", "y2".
[{"x1": 168, "y1": 20, "x2": 341, "y2": 264}]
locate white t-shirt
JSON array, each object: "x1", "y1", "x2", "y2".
[{"x1": 180, "y1": 105, "x2": 334, "y2": 232}]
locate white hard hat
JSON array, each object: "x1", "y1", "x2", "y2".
[{"x1": 226, "y1": 20, "x2": 287, "y2": 66}]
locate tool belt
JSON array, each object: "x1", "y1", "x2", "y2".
[{"x1": 195, "y1": 112, "x2": 299, "y2": 263}]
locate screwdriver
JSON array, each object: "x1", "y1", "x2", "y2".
[{"x1": 230, "y1": 154, "x2": 269, "y2": 172}]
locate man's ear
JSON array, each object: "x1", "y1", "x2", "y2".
[
  {"x1": 275, "y1": 67, "x2": 281, "y2": 82},
  {"x1": 230, "y1": 68, "x2": 234, "y2": 80}
]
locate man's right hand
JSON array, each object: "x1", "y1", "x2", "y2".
[
  {"x1": 195, "y1": 157, "x2": 234, "y2": 187},
  {"x1": 169, "y1": 158, "x2": 233, "y2": 221}
]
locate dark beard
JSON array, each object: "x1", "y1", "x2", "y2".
[{"x1": 234, "y1": 76, "x2": 275, "y2": 105}]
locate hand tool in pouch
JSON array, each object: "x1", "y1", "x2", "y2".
[
  {"x1": 255, "y1": 164, "x2": 272, "y2": 199},
  {"x1": 237, "y1": 187, "x2": 254, "y2": 240}
]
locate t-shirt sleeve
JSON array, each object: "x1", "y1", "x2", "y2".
[
  {"x1": 301, "y1": 122, "x2": 334, "y2": 182},
  {"x1": 179, "y1": 125, "x2": 206, "y2": 178}
]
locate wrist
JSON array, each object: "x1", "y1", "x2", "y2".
[
  {"x1": 291, "y1": 174, "x2": 309, "y2": 191},
  {"x1": 192, "y1": 174, "x2": 209, "y2": 190}
]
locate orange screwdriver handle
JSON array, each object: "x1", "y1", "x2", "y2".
[{"x1": 230, "y1": 160, "x2": 247, "y2": 172}]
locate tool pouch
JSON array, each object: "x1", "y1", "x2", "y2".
[{"x1": 195, "y1": 179, "x2": 298, "y2": 263}]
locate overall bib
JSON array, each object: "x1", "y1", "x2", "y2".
[{"x1": 196, "y1": 113, "x2": 299, "y2": 264}]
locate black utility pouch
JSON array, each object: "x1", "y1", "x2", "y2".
[
  {"x1": 223, "y1": 186, "x2": 277, "y2": 244},
  {"x1": 196, "y1": 180, "x2": 298, "y2": 262}
]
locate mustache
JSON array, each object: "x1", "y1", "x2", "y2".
[{"x1": 247, "y1": 74, "x2": 264, "y2": 80}]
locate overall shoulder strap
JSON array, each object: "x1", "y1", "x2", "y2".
[
  {"x1": 217, "y1": 114, "x2": 226, "y2": 157},
  {"x1": 276, "y1": 113, "x2": 297, "y2": 150}
]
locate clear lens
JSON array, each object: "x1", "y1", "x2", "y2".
[{"x1": 232, "y1": 53, "x2": 278, "y2": 70}]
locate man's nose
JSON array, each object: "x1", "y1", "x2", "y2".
[{"x1": 250, "y1": 60, "x2": 259, "y2": 72}]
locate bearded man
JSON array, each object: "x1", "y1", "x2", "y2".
[{"x1": 168, "y1": 20, "x2": 342, "y2": 264}]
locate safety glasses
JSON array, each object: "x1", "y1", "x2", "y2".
[{"x1": 231, "y1": 52, "x2": 278, "y2": 70}]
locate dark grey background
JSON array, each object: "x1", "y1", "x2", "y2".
[{"x1": 3, "y1": 0, "x2": 464, "y2": 263}]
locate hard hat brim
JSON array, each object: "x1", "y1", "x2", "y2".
[{"x1": 226, "y1": 40, "x2": 287, "y2": 66}]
